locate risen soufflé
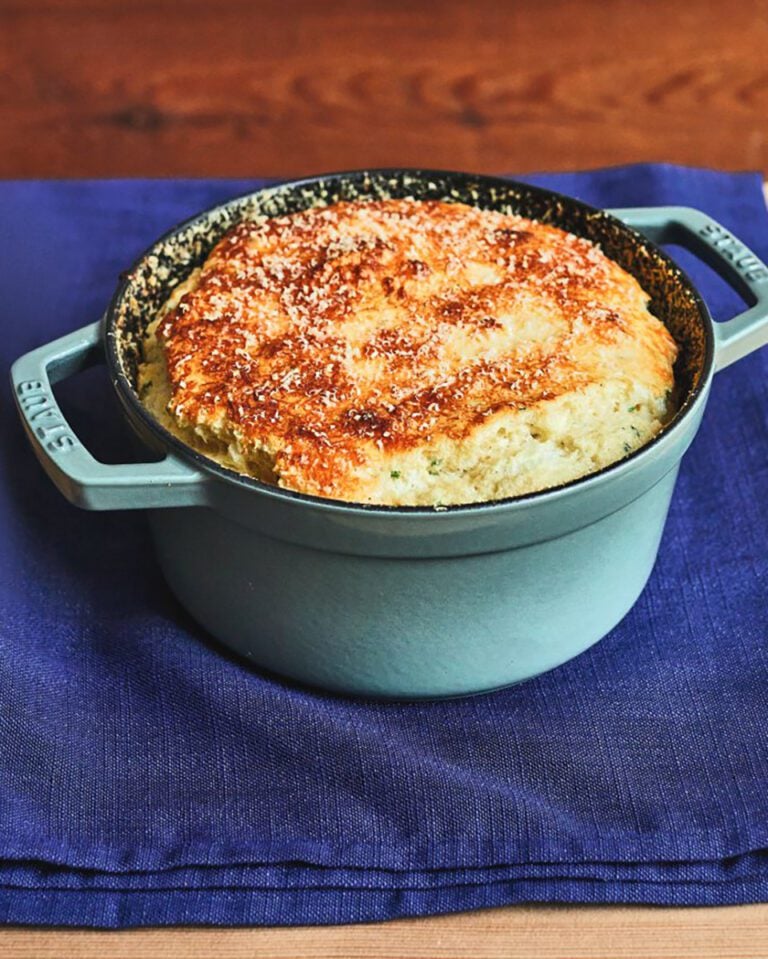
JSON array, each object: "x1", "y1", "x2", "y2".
[{"x1": 138, "y1": 198, "x2": 677, "y2": 506}]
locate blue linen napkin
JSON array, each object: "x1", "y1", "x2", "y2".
[{"x1": 1, "y1": 164, "x2": 767, "y2": 927}]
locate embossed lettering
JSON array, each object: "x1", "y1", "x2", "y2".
[
  {"x1": 36, "y1": 422, "x2": 68, "y2": 440},
  {"x1": 17, "y1": 380, "x2": 44, "y2": 395},
  {"x1": 30, "y1": 405, "x2": 60, "y2": 422},
  {"x1": 699, "y1": 224, "x2": 768, "y2": 285},
  {"x1": 747, "y1": 266, "x2": 768, "y2": 282},
  {"x1": 48, "y1": 435, "x2": 76, "y2": 453},
  {"x1": 17, "y1": 382, "x2": 78, "y2": 454},
  {"x1": 20, "y1": 393, "x2": 49, "y2": 411}
]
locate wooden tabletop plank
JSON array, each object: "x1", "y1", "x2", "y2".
[
  {"x1": 3, "y1": 904, "x2": 768, "y2": 959},
  {"x1": 1, "y1": 0, "x2": 767, "y2": 178}
]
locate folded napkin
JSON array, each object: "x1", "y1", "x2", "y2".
[{"x1": 1, "y1": 165, "x2": 767, "y2": 927}]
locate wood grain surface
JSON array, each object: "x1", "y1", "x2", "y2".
[
  {"x1": 3, "y1": 904, "x2": 768, "y2": 959},
  {"x1": 0, "y1": 906, "x2": 768, "y2": 959},
  {"x1": 1, "y1": 0, "x2": 767, "y2": 178},
  {"x1": 2, "y1": 1, "x2": 768, "y2": 956}
]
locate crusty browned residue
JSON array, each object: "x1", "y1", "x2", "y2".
[{"x1": 157, "y1": 198, "x2": 675, "y2": 496}]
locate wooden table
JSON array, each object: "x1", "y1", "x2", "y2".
[
  {"x1": 3, "y1": 905, "x2": 768, "y2": 958},
  {"x1": 2, "y1": 1, "x2": 767, "y2": 955},
  {"x1": 2, "y1": 0, "x2": 767, "y2": 178}
]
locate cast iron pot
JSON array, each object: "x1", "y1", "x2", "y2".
[{"x1": 11, "y1": 171, "x2": 768, "y2": 699}]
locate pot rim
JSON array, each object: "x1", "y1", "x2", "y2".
[{"x1": 106, "y1": 168, "x2": 716, "y2": 518}]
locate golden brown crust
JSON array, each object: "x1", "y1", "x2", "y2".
[{"x1": 152, "y1": 199, "x2": 677, "y2": 501}]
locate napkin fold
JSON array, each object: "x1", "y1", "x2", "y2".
[{"x1": 1, "y1": 164, "x2": 767, "y2": 927}]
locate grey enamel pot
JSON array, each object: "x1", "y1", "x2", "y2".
[{"x1": 11, "y1": 171, "x2": 768, "y2": 699}]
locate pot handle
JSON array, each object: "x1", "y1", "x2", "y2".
[
  {"x1": 10, "y1": 321, "x2": 209, "y2": 510},
  {"x1": 607, "y1": 206, "x2": 768, "y2": 371}
]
